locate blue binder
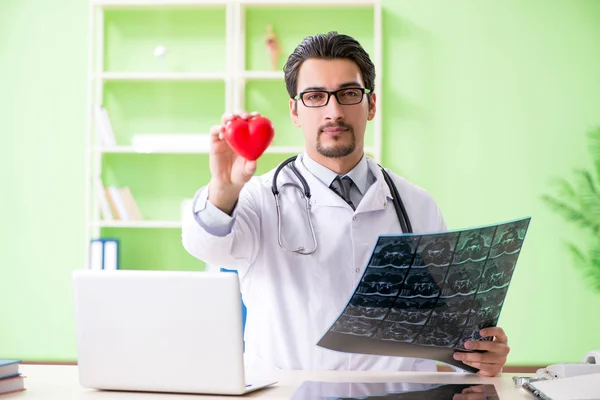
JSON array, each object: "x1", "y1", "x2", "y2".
[
  {"x1": 89, "y1": 238, "x2": 120, "y2": 270},
  {"x1": 219, "y1": 268, "x2": 247, "y2": 339}
]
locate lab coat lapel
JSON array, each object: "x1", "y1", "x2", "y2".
[
  {"x1": 291, "y1": 155, "x2": 394, "y2": 211},
  {"x1": 354, "y1": 159, "x2": 394, "y2": 214}
]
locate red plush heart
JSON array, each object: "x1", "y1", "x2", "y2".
[{"x1": 223, "y1": 116, "x2": 275, "y2": 161}]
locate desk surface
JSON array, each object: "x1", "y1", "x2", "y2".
[{"x1": 7, "y1": 365, "x2": 533, "y2": 399}]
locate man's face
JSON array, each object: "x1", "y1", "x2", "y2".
[{"x1": 289, "y1": 58, "x2": 376, "y2": 159}]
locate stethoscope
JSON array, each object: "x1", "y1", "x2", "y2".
[{"x1": 271, "y1": 155, "x2": 413, "y2": 255}]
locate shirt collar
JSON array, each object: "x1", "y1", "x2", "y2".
[{"x1": 300, "y1": 152, "x2": 370, "y2": 195}]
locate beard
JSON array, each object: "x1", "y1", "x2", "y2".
[{"x1": 316, "y1": 121, "x2": 356, "y2": 158}]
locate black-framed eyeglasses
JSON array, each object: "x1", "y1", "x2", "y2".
[{"x1": 294, "y1": 87, "x2": 372, "y2": 108}]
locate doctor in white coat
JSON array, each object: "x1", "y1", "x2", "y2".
[{"x1": 182, "y1": 32, "x2": 510, "y2": 376}]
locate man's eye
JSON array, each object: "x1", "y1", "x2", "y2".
[
  {"x1": 341, "y1": 89, "x2": 360, "y2": 97},
  {"x1": 306, "y1": 93, "x2": 325, "y2": 101}
]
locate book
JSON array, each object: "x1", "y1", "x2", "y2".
[
  {"x1": 0, "y1": 375, "x2": 25, "y2": 396},
  {"x1": 94, "y1": 176, "x2": 114, "y2": 221},
  {"x1": 0, "y1": 360, "x2": 19, "y2": 380},
  {"x1": 120, "y1": 187, "x2": 142, "y2": 221},
  {"x1": 94, "y1": 106, "x2": 117, "y2": 147},
  {"x1": 108, "y1": 186, "x2": 129, "y2": 221},
  {"x1": 105, "y1": 187, "x2": 121, "y2": 220}
]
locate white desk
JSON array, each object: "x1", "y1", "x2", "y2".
[{"x1": 7, "y1": 365, "x2": 533, "y2": 399}]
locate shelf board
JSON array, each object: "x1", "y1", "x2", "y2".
[
  {"x1": 95, "y1": 145, "x2": 305, "y2": 154},
  {"x1": 265, "y1": 146, "x2": 304, "y2": 154},
  {"x1": 238, "y1": 0, "x2": 378, "y2": 6},
  {"x1": 92, "y1": 220, "x2": 182, "y2": 228},
  {"x1": 93, "y1": 0, "x2": 228, "y2": 8},
  {"x1": 93, "y1": 0, "x2": 378, "y2": 9},
  {"x1": 242, "y1": 71, "x2": 284, "y2": 80},
  {"x1": 96, "y1": 146, "x2": 209, "y2": 154},
  {"x1": 98, "y1": 72, "x2": 227, "y2": 81}
]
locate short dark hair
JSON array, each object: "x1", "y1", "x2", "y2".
[{"x1": 283, "y1": 31, "x2": 376, "y2": 99}]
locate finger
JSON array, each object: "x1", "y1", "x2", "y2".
[
  {"x1": 210, "y1": 125, "x2": 224, "y2": 142},
  {"x1": 480, "y1": 327, "x2": 507, "y2": 343},
  {"x1": 475, "y1": 364, "x2": 502, "y2": 377},
  {"x1": 454, "y1": 351, "x2": 507, "y2": 365},
  {"x1": 240, "y1": 111, "x2": 250, "y2": 120},
  {"x1": 461, "y1": 361, "x2": 502, "y2": 377},
  {"x1": 465, "y1": 340, "x2": 510, "y2": 355},
  {"x1": 462, "y1": 386, "x2": 485, "y2": 393},
  {"x1": 249, "y1": 111, "x2": 260, "y2": 117},
  {"x1": 221, "y1": 112, "x2": 233, "y2": 125},
  {"x1": 244, "y1": 160, "x2": 257, "y2": 177},
  {"x1": 453, "y1": 393, "x2": 485, "y2": 400}
]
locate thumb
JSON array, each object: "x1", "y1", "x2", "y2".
[{"x1": 243, "y1": 160, "x2": 257, "y2": 178}]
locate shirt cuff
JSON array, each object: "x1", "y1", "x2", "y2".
[{"x1": 192, "y1": 187, "x2": 235, "y2": 237}]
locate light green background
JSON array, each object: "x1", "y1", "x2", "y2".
[{"x1": 1, "y1": 0, "x2": 599, "y2": 366}]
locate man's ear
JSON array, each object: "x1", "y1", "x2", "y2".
[
  {"x1": 289, "y1": 98, "x2": 300, "y2": 127},
  {"x1": 367, "y1": 92, "x2": 377, "y2": 121}
]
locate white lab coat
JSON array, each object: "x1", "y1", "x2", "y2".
[{"x1": 182, "y1": 155, "x2": 447, "y2": 372}]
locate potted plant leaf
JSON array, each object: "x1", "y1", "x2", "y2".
[{"x1": 542, "y1": 127, "x2": 600, "y2": 292}]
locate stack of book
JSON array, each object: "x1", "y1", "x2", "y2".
[
  {"x1": 94, "y1": 178, "x2": 143, "y2": 221},
  {"x1": 0, "y1": 360, "x2": 25, "y2": 395}
]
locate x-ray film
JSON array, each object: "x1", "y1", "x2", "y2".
[
  {"x1": 290, "y1": 381, "x2": 499, "y2": 400},
  {"x1": 317, "y1": 217, "x2": 531, "y2": 373}
]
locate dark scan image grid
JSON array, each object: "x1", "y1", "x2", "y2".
[
  {"x1": 291, "y1": 381, "x2": 499, "y2": 400},
  {"x1": 329, "y1": 218, "x2": 531, "y2": 350}
]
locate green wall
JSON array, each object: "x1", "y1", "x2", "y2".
[{"x1": 1, "y1": 0, "x2": 599, "y2": 366}]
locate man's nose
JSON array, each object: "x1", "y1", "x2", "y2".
[{"x1": 324, "y1": 93, "x2": 345, "y2": 120}]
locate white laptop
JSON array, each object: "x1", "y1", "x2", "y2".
[{"x1": 72, "y1": 269, "x2": 277, "y2": 395}]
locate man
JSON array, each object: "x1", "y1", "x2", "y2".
[{"x1": 182, "y1": 32, "x2": 509, "y2": 375}]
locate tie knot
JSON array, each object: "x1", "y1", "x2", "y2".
[
  {"x1": 330, "y1": 176, "x2": 355, "y2": 210},
  {"x1": 334, "y1": 175, "x2": 353, "y2": 190}
]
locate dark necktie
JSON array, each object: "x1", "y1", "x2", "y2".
[{"x1": 330, "y1": 176, "x2": 356, "y2": 210}]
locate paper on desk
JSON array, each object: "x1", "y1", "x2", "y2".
[
  {"x1": 524, "y1": 373, "x2": 600, "y2": 400},
  {"x1": 317, "y1": 217, "x2": 531, "y2": 374}
]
